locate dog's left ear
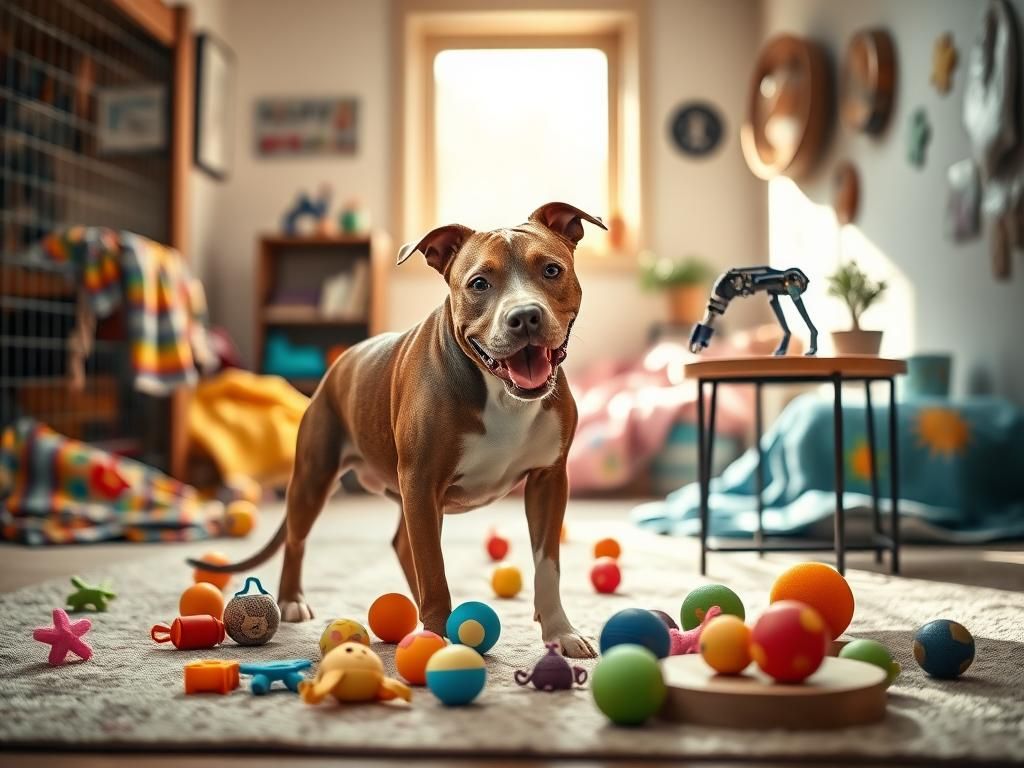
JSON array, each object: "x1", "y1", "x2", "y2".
[
  {"x1": 397, "y1": 223, "x2": 475, "y2": 277},
  {"x1": 529, "y1": 202, "x2": 607, "y2": 248}
]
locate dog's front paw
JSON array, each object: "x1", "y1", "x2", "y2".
[
  {"x1": 547, "y1": 628, "x2": 597, "y2": 659},
  {"x1": 279, "y1": 598, "x2": 314, "y2": 622}
]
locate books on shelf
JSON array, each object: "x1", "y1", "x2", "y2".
[{"x1": 319, "y1": 260, "x2": 369, "y2": 320}]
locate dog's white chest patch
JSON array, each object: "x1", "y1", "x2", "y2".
[{"x1": 449, "y1": 378, "x2": 562, "y2": 510}]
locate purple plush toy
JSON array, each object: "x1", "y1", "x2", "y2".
[{"x1": 514, "y1": 643, "x2": 588, "y2": 691}]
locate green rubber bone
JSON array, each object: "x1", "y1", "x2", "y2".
[{"x1": 66, "y1": 576, "x2": 117, "y2": 612}]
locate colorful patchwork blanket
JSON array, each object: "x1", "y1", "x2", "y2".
[
  {"x1": 633, "y1": 394, "x2": 1024, "y2": 543},
  {"x1": 0, "y1": 419, "x2": 227, "y2": 545},
  {"x1": 33, "y1": 227, "x2": 216, "y2": 395}
]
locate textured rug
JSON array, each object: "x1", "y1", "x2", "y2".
[{"x1": 1, "y1": 498, "x2": 1023, "y2": 763}]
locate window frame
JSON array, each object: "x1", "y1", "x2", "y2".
[{"x1": 393, "y1": 1, "x2": 646, "y2": 270}]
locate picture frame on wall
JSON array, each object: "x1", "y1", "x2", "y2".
[
  {"x1": 254, "y1": 96, "x2": 359, "y2": 158},
  {"x1": 96, "y1": 85, "x2": 167, "y2": 154},
  {"x1": 194, "y1": 32, "x2": 236, "y2": 179}
]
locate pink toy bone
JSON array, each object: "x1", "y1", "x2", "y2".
[
  {"x1": 33, "y1": 608, "x2": 93, "y2": 665},
  {"x1": 669, "y1": 605, "x2": 722, "y2": 655}
]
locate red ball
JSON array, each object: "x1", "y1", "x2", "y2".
[
  {"x1": 590, "y1": 557, "x2": 621, "y2": 594},
  {"x1": 750, "y1": 600, "x2": 830, "y2": 683},
  {"x1": 486, "y1": 530, "x2": 510, "y2": 561}
]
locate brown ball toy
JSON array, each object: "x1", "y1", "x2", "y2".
[{"x1": 223, "y1": 576, "x2": 280, "y2": 646}]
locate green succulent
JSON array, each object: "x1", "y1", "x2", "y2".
[
  {"x1": 827, "y1": 260, "x2": 887, "y2": 330},
  {"x1": 639, "y1": 252, "x2": 714, "y2": 290}
]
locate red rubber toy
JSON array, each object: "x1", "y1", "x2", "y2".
[
  {"x1": 590, "y1": 557, "x2": 622, "y2": 594},
  {"x1": 750, "y1": 600, "x2": 829, "y2": 683},
  {"x1": 485, "y1": 530, "x2": 510, "y2": 561}
]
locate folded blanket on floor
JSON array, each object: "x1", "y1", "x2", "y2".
[
  {"x1": 33, "y1": 227, "x2": 216, "y2": 396},
  {"x1": 188, "y1": 369, "x2": 309, "y2": 488},
  {"x1": 633, "y1": 394, "x2": 1024, "y2": 543},
  {"x1": 0, "y1": 418, "x2": 226, "y2": 545}
]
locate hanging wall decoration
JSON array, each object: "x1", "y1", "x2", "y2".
[
  {"x1": 669, "y1": 102, "x2": 725, "y2": 157},
  {"x1": 945, "y1": 159, "x2": 982, "y2": 242},
  {"x1": 907, "y1": 108, "x2": 932, "y2": 168},
  {"x1": 841, "y1": 29, "x2": 896, "y2": 134},
  {"x1": 740, "y1": 35, "x2": 830, "y2": 180},
  {"x1": 832, "y1": 162, "x2": 860, "y2": 225},
  {"x1": 931, "y1": 33, "x2": 959, "y2": 94}
]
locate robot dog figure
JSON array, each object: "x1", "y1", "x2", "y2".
[{"x1": 689, "y1": 266, "x2": 818, "y2": 356}]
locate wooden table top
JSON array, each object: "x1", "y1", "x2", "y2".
[{"x1": 683, "y1": 355, "x2": 907, "y2": 380}]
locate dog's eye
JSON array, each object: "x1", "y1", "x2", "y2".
[
  {"x1": 469, "y1": 276, "x2": 490, "y2": 291},
  {"x1": 543, "y1": 264, "x2": 562, "y2": 279}
]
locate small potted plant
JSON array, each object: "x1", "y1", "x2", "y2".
[
  {"x1": 640, "y1": 253, "x2": 715, "y2": 325},
  {"x1": 827, "y1": 260, "x2": 887, "y2": 355}
]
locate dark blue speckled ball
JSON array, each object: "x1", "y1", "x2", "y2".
[
  {"x1": 600, "y1": 608, "x2": 671, "y2": 659},
  {"x1": 913, "y1": 619, "x2": 975, "y2": 679}
]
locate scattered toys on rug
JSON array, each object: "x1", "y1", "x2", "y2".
[
  {"x1": 223, "y1": 577, "x2": 280, "y2": 646},
  {"x1": 151, "y1": 615, "x2": 226, "y2": 650},
  {"x1": 32, "y1": 608, "x2": 93, "y2": 666},
  {"x1": 425, "y1": 645, "x2": 486, "y2": 706},
  {"x1": 368, "y1": 592, "x2": 418, "y2": 643},
  {"x1": 65, "y1": 575, "x2": 116, "y2": 612},
  {"x1": 300, "y1": 643, "x2": 411, "y2": 706},
  {"x1": 239, "y1": 659, "x2": 312, "y2": 695},
  {"x1": 490, "y1": 562, "x2": 522, "y2": 598},
  {"x1": 515, "y1": 643, "x2": 588, "y2": 692}
]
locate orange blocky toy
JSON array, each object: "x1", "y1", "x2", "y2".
[{"x1": 184, "y1": 659, "x2": 240, "y2": 694}]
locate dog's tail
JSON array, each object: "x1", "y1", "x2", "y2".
[{"x1": 185, "y1": 519, "x2": 287, "y2": 573}]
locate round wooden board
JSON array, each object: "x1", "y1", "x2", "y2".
[{"x1": 661, "y1": 656, "x2": 888, "y2": 730}]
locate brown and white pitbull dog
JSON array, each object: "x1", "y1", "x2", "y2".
[{"x1": 189, "y1": 202, "x2": 605, "y2": 658}]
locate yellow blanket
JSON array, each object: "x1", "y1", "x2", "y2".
[{"x1": 188, "y1": 370, "x2": 309, "y2": 487}]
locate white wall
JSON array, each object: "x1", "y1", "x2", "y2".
[
  {"x1": 196, "y1": 0, "x2": 391, "y2": 364},
  {"x1": 191, "y1": 0, "x2": 765, "y2": 370},
  {"x1": 762, "y1": 0, "x2": 1024, "y2": 400}
]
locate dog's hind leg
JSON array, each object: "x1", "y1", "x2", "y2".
[
  {"x1": 391, "y1": 509, "x2": 421, "y2": 605},
  {"x1": 279, "y1": 394, "x2": 343, "y2": 622}
]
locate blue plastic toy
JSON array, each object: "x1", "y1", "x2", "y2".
[
  {"x1": 263, "y1": 333, "x2": 326, "y2": 379},
  {"x1": 913, "y1": 619, "x2": 975, "y2": 679},
  {"x1": 600, "y1": 607, "x2": 671, "y2": 659},
  {"x1": 239, "y1": 659, "x2": 313, "y2": 695},
  {"x1": 446, "y1": 601, "x2": 501, "y2": 654}
]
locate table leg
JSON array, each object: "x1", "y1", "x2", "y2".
[
  {"x1": 864, "y1": 381, "x2": 882, "y2": 564},
  {"x1": 755, "y1": 381, "x2": 765, "y2": 557},
  {"x1": 704, "y1": 382, "x2": 720, "y2": 572},
  {"x1": 889, "y1": 378, "x2": 901, "y2": 575},
  {"x1": 697, "y1": 379, "x2": 707, "y2": 576},
  {"x1": 833, "y1": 375, "x2": 845, "y2": 575}
]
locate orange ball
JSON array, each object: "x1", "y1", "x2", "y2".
[
  {"x1": 769, "y1": 562, "x2": 854, "y2": 640},
  {"x1": 368, "y1": 592, "x2": 418, "y2": 643},
  {"x1": 395, "y1": 629, "x2": 447, "y2": 685},
  {"x1": 225, "y1": 500, "x2": 257, "y2": 537},
  {"x1": 491, "y1": 563, "x2": 523, "y2": 598},
  {"x1": 192, "y1": 551, "x2": 232, "y2": 590},
  {"x1": 593, "y1": 537, "x2": 621, "y2": 560},
  {"x1": 180, "y1": 581, "x2": 225, "y2": 619},
  {"x1": 699, "y1": 615, "x2": 752, "y2": 675}
]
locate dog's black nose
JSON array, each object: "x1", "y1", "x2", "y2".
[{"x1": 506, "y1": 304, "x2": 542, "y2": 336}]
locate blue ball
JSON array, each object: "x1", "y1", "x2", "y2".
[
  {"x1": 425, "y1": 645, "x2": 487, "y2": 706},
  {"x1": 600, "y1": 607, "x2": 671, "y2": 659},
  {"x1": 446, "y1": 601, "x2": 501, "y2": 654},
  {"x1": 913, "y1": 619, "x2": 975, "y2": 679}
]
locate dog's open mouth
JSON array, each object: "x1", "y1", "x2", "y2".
[{"x1": 469, "y1": 326, "x2": 571, "y2": 397}]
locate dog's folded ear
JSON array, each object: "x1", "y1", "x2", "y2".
[
  {"x1": 397, "y1": 224, "x2": 475, "y2": 277},
  {"x1": 529, "y1": 202, "x2": 607, "y2": 248}
]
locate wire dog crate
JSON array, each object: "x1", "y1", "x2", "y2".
[{"x1": 1, "y1": 0, "x2": 174, "y2": 465}]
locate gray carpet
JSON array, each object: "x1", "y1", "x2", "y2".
[{"x1": 1, "y1": 497, "x2": 1022, "y2": 763}]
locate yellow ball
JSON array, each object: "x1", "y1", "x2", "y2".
[
  {"x1": 699, "y1": 615, "x2": 752, "y2": 675},
  {"x1": 491, "y1": 563, "x2": 522, "y2": 598},
  {"x1": 225, "y1": 500, "x2": 258, "y2": 537},
  {"x1": 320, "y1": 618, "x2": 371, "y2": 656}
]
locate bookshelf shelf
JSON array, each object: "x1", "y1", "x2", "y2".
[{"x1": 254, "y1": 232, "x2": 390, "y2": 380}]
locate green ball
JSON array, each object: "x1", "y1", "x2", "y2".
[
  {"x1": 839, "y1": 639, "x2": 901, "y2": 687},
  {"x1": 680, "y1": 584, "x2": 745, "y2": 630},
  {"x1": 591, "y1": 644, "x2": 666, "y2": 726}
]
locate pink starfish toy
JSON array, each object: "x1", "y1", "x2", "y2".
[
  {"x1": 669, "y1": 605, "x2": 722, "y2": 655},
  {"x1": 33, "y1": 608, "x2": 93, "y2": 665}
]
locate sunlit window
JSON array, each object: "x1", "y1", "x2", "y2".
[{"x1": 433, "y1": 48, "x2": 610, "y2": 231}]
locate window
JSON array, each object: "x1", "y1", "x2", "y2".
[{"x1": 432, "y1": 47, "x2": 610, "y2": 232}]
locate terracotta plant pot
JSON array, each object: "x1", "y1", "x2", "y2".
[
  {"x1": 831, "y1": 330, "x2": 883, "y2": 356},
  {"x1": 668, "y1": 284, "x2": 708, "y2": 325}
]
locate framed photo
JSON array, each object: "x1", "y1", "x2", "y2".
[
  {"x1": 194, "y1": 33, "x2": 236, "y2": 179},
  {"x1": 254, "y1": 97, "x2": 358, "y2": 157},
  {"x1": 96, "y1": 85, "x2": 166, "y2": 154}
]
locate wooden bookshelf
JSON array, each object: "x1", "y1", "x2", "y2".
[{"x1": 254, "y1": 233, "x2": 390, "y2": 389}]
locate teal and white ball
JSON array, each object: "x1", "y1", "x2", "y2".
[{"x1": 425, "y1": 644, "x2": 486, "y2": 706}]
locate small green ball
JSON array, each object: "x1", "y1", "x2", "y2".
[
  {"x1": 839, "y1": 639, "x2": 901, "y2": 687},
  {"x1": 591, "y1": 645, "x2": 666, "y2": 726},
  {"x1": 680, "y1": 584, "x2": 745, "y2": 630}
]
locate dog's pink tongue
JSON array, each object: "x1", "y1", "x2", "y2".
[{"x1": 505, "y1": 346, "x2": 552, "y2": 389}]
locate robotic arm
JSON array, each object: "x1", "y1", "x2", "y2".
[{"x1": 688, "y1": 266, "x2": 818, "y2": 356}]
